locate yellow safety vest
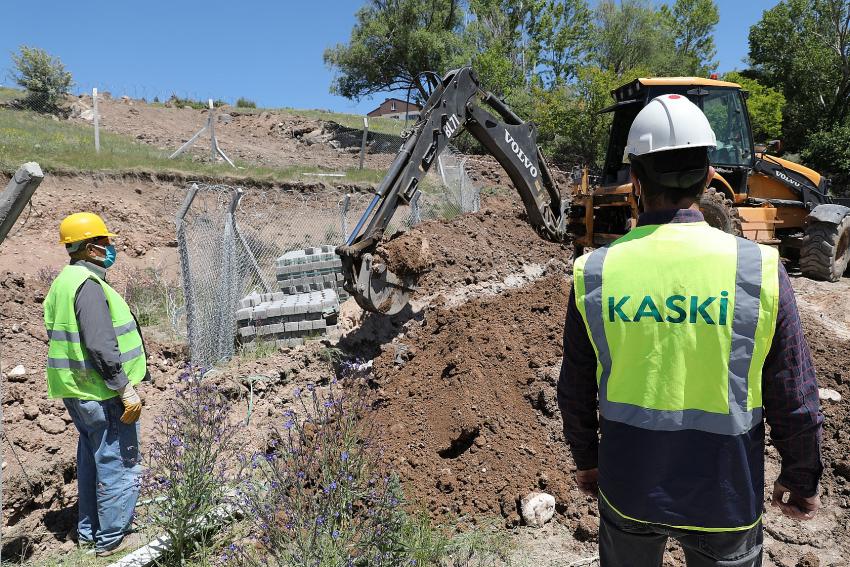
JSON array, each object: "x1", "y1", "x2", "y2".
[
  {"x1": 43, "y1": 265, "x2": 146, "y2": 400},
  {"x1": 573, "y1": 220, "x2": 779, "y2": 531}
]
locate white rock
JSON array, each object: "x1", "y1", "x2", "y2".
[
  {"x1": 79, "y1": 109, "x2": 95, "y2": 121},
  {"x1": 8, "y1": 364, "x2": 26, "y2": 377},
  {"x1": 819, "y1": 388, "x2": 842, "y2": 402},
  {"x1": 520, "y1": 491, "x2": 556, "y2": 527}
]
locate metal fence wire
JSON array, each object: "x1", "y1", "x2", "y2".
[{"x1": 176, "y1": 156, "x2": 480, "y2": 368}]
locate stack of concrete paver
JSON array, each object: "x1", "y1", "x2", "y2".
[
  {"x1": 275, "y1": 245, "x2": 349, "y2": 302},
  {"x1": 236, "y1": 245, "x2": 349, "y2": 348},
  {"x1": 236, "y1": 289, "x2": 340, "y2": 347}
]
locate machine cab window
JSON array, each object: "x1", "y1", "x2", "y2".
[{"x1": 698, "y1": 89, "x2": 754, "y2": 167}]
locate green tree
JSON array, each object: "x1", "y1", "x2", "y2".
[
  {"x1": 591, "y1": 0, "x2": 676, "y2": 77},
  {"x1": 10, "y1": 45, "x2": 72, "y2": 112},
  {"x1": 660, "y1": 0, "x2": 719, "y2": 75},
  {"x1": 533, "y1": 65, "x2": 647, "y2": 166},
  {"x1": 723, "y1": 72, "x2": 785, "y2": 142},
  {"x1": 802, "y1": 126, "x2": 850, "y2": 197},
  {"x1": 527, "y1": 0, "x2": 593, "y2": 87},
  {"x1": 324, "y1": 0, "x2": 466, "y2": 101},
  {"x1": 748, "y1": 0, "x2": 850, "y2": 149},
  {"x1": 462, "y1": 0, "x2": 540, "y2": 97}
]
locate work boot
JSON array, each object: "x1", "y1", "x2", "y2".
[{"x1": 95, "y1": 532, "x2": 144, "y2": 557}]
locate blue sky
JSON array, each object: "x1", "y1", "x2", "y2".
[{"x1": 1, "y1": 0, "x2": 780, "y2": 114}]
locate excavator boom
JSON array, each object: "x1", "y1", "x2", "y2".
[{"x1": 336, "y1": 67, "x2": 569, "y2": 314}]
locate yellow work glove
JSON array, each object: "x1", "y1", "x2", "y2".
[{"x1": 118, "y1": 384, "x2": 142, "y2": 424}]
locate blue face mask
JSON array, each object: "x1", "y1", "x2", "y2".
[{"x1": 93, "y1": 244, "x2": 117, "y2": 269}]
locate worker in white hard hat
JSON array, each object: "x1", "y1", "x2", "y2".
[
  {"x1": 43, "y1": 213, "x2": 147, "y2": 556},
  {"x1": 558, "y1": 95, "x2": 823, "y2": 566}
]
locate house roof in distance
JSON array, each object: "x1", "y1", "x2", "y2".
[{"x1": 367, "y1": 97, "x2": 423, "y2": 117}]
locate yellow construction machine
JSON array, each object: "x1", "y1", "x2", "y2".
[
  {"x1": 338, "y1": 70, "x2": 850, "y2": 315},
  {"x1": 569, "y1": 77, "x2": 850, "y2": 281}
]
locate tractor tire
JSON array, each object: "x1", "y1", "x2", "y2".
[
  {"x1": 700, "y1": 187, "x2": 742, "y2": 236},
  {"x1": 800, "y1": 215, "x2": 850, "y2": 282}
]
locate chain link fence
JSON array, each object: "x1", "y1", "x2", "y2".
[{"x1": 177, "y1": 161, "x2": 480, "y2": 368}]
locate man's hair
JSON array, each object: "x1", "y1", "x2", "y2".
[
  {"x1": 66, "y1": 237, "x2": 97, "y2": 257},
  {"x1": 630, "y1": 147, "x2": 710, "y2": 206}
]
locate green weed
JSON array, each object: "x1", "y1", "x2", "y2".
[{"x1": 0, "y1": 107, "x2": 387, "y2": 184}]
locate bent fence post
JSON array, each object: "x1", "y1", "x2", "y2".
[
  {"x1": 0, "y1": 162, "x2": 44, "y2": 247},
  {"x1": 359, "y1": 117, "x2": 369, "y2": 170},
  {"x1": 175, "y1": 183, "x2": 200, "y2": 364},
  {"x1": 93, "y1": 88, "x2": 101, "y2": 153}
]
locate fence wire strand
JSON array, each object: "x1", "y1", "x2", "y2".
[{"x1": 178, "y1": 159, "x2": 480, "y2": 368}]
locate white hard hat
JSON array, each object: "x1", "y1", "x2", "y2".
[{"x1": 624, "y1": 94, "x2": 716, "y2": 162}]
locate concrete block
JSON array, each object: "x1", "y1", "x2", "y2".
[
  {"x1": 239, "y1": 326, "x2": 255, "y2": 337},
  {"x1": 285, "y1": 322, "x2": 299, "y2": 332},
  {"x1": 310, "y1": 319, "x2": 327, "y2": 330},
  {"x1": 236, "y1": 307, "x2": 253, "y2": 321},
  {"x1": 253, "y1": 305, "x2": 268, "y2": 319},
  {"x1": 266, "y1": 303, "x2": 281, "y2": 318},
  {"x1": 298, "y1": 320, "x2": 312, "y2": 331}
]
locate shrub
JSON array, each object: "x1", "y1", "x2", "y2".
[
  {"x1": 167, "y1": 94, "x2": 227, "y2": 110},
  {"x1": 235, "y1": 97, "x2": 257, "y2": 109},
  {"x1": 229, "y1": 373, "x2": 445, "y2": 566},
  {"x1": 120, "y1": 266, "x2": 183, "y2": 329},
  {"x1": 10, "y1": 45, "x2": 72, "y2": 113},
  {"x1": 140, "y1": 369, "x2": 242, "y2": 564},
  {"x1": 802, "y1": 126, "x2": 850, "y2": 197}
]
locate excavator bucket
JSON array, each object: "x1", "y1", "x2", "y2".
[{"x1": 348, "y1": 253, "x2": 416, "y2": 316}]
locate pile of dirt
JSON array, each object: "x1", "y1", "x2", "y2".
[
  {"x1": 382, "y1": 205, "x2": 573, "y2": 299},
  {"x1": 369, "y1": 274, "x2": 580, "y2": 527}
]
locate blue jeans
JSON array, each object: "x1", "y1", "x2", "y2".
[
  {"x1": 599, "y1": 496, "x2": 762, "y2": 566},
  {"x1": 63, "y1": 397, "x2": 142, "y2": 552}
]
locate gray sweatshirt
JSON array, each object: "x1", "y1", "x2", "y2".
[{"x1": 71, "y1": 260, "x2": 136, "y2": 391}]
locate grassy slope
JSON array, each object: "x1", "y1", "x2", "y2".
[
  {"x1": 226, "y1": 106, "x2": 409, "y2": 136},
  {"x1": 0, "y1": 103, "x2": 388, "y2": 184}
]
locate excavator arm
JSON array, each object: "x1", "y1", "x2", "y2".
[{"x1": 336, "y1": 67, "x2": 569, "y2": 315}]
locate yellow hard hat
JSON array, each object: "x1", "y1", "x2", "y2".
[{"x1": 59, "y1": 212, "x2": 116, "y2": 245}]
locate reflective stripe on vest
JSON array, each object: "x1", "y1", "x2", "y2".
[
  {"x1": 43, "y1": 265, "x2": 147, "y2": 400},
  {"x1": 574, "y1": 222, "x2": 779, "y2": 436}
]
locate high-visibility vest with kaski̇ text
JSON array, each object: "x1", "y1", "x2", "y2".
[
  {"x1": 573, "y1": 221, "x2": 779, "y2": 531},
  {"x1": 43, "y1": 265, "x2": 146, "y2": 400}
]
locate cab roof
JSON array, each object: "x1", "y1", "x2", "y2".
[
  {"x1": 638, "y1": 77, "x2": 742, "y2": 88},
  {"x1": 611, "y1": 77, "x2": 743, "y2": 103}
]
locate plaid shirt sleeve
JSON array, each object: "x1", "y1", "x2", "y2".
[
  {"x1": 557, "y1": 287, "x2": 600, "y2": 471},
  {"x1": 762, "y1": 263, "x2": 824, "y2": 497}
]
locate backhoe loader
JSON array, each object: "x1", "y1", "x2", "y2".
[
  {"x1": 336, "y1": 69, "x2": 850, "y2": 315},
  {"x1": 570, "y1": 76, "x2": 850, "y2": 282}
]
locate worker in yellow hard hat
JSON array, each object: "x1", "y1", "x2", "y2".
[{"x1": 43, "y1": 212, "x2": 147, "y2": 556}]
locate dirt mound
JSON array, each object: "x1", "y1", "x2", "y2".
[
  {"x1": 370, "y1": 274, "x2": 579, "y2": 527},
  {"x1": 383, "y1": 206, "x2": 572, "y2": 300},
  {"x1": 77, "y1": 96, "x2": 396, "y2": 171}
]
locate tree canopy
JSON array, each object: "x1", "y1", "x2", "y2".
[
  {"x1": 323, "y1": 0, "x2": 466, "y2": 101},
  {"x1": 326, "y1": 0, "x2": 849, "y2": 192}
]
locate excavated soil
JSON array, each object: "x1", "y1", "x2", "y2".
[
  {"x1": 2, "y1": 96, "x2": 849, "y2": 564},
  {"x1": 71, "y1": 94, "x2": 397, "y2": 172},
  {"x1": 360, "y1": 213, "x2": 850, "y2": 566}
]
